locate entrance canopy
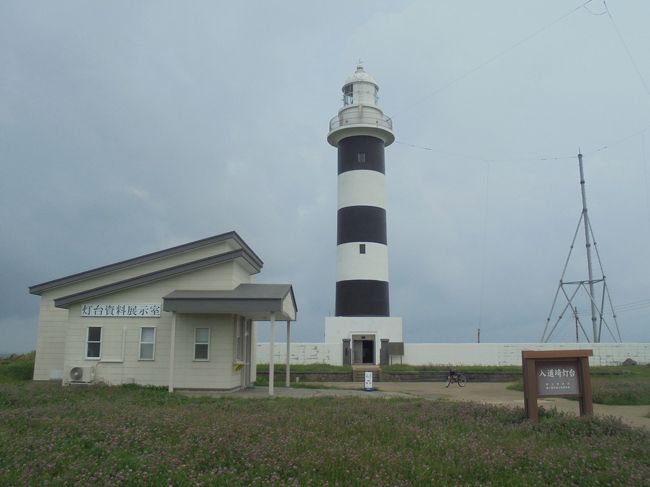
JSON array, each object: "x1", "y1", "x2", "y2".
[
  {"x1": 163, "y1": 284, "x2": 297, "y2": 396},
  {"x1": 163, "y1": 284, "x2": 297, "y2": 321}
]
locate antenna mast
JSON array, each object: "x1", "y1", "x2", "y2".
[
  {"x1": 578, "y1": 153, "x2": 599, "y2": 341},
  {"x1": 541, "y1": 153, "x2": 622, "y2": 343}
]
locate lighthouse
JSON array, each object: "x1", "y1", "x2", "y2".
[{"x1": 324, "y1": 64, "x2": 403, "y2": 366}]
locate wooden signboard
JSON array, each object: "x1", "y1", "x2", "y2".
[{"x1": 522, "y1": 350, "x2": 593, "y2": 423}]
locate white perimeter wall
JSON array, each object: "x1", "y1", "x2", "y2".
[
  {"x1": 257, "y1": 342, "x2": 342, "y2": 365},
  {"x1": 257, "y1": 342, "x2": 650, "y2": 366}
]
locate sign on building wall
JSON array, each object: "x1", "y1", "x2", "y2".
[{"x1": 81, "y1": 304, "x2": 161, "y2": 318}]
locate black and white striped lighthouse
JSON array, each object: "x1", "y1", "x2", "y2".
[{"x1": 327, "y1": 64, "x2": 395, "y2": 317}]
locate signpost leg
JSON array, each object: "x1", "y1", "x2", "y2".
[
  {"x1": 523, "y1": 358, "x2": 539, "y2": 423},
  {"x1": 578, "y1": 356, "x2": 593, "y2": 416}
]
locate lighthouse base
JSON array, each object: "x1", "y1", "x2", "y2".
[{"x1": 325, "y1": 317, "x2": 403, "y2": 366}]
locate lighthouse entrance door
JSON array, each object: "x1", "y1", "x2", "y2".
[{"x1": 352, "y1": 334, "x2": 375, "y2": 364}]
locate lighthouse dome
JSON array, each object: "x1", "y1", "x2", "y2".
[{"x1": 344, "y1": 63, "x2": 378, "y2": 87}]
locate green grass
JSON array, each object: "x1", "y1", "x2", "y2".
[
  {"x1": 256, "y1": 363, "x2": 351, "y2": 373},
  {"x1": 1, "y1": 382, "x2": 649, "y2": 486},
  {"x1": 381, "y1": 364, "x2": 523, "y2": 374}
]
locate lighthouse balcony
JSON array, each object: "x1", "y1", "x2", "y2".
[
  {"x1": 329, "y1": 112, "x2": 393, "y2": 132},
  {"x1": 327, "y1": 112, "x2": 394, "y2": 147}
]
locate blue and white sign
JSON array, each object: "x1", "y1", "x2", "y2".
[{"x1": 81, "y1": 304, "x2": 161, "y2": 318}]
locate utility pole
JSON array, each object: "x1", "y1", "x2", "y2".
[
  {"x1": 578, "y1": 153, "x2": 599, "y2": 342},
  {"x1": 574, "y1": 306, "x2": 579, "y2": 343},
  {"x1": 477, "y1": 328, "x2": 481, "y2": 344}
]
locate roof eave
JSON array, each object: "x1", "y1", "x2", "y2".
[
  {"x1": 29, "y1": 231, "x2": 263, "y2": 296},
  {"x1": 53, "y1": 249, "x2": 261, "y2": 309}
]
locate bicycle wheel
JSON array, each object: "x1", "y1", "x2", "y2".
[{"x1": 457, "y1": 374, "x2": 467, "y2": 387}]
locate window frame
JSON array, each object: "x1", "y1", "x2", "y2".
[
  {"x1": 234, "y1": 317, "x2": 244, "y2": 362},
  {"x1": 343, "y1": 84, "x2": 354, "y2": 105},
  {"x1": 194, "y1": 327, "x2": 210, "y2": 361},
  {"x1": 359, "y1": 243, "x2": 366, "y2": 254},
  {"x1": 86, "y1": 326, "x2": 102, "y2": 360},
  {"x1": 139, "y1": 326, "x2": 156, "y2": 361}
]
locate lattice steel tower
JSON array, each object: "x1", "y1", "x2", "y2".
[{"x1": 542, "y1": 153, "x2": 621, "y2": 343}]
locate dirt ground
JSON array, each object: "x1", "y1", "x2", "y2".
[{"x1": 317, "y1": 381, "x2": 650, "y2": 430}]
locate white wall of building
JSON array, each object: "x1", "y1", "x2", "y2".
[
  {"x1": 257, "y1": 342, "x2": 342, "y2": 365},
  {"x1": 325, "y1": 316, "x2": 403, "y2": 364},
  {"x1": 324, "y1": 317, "x2": 403, "y2": 343},
  {"x1": 258, "y1": 342, "x2": 650, "y2": 366},
  {"x1": 33, "y1": 240, "x2": 241, "y2": 381}
]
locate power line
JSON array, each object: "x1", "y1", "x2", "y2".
[
  {"x1": 394, "y1": 140, "x2": 574, "y2": 163},
  {"x1": 614, "y1": 298, "x2": 650, "y2": 313},
  {"x1": 603, "y1": 1, "x2": 650, "y2": 99},
  {"x1": 396, "y1": 123, "x2": 650, "y2": 162},
  {"x1": 392, "y1": 0, "x2": 594, "y2": 119}
]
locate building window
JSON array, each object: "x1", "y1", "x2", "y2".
[
  {"x1": 139, "y1": 327, "x2": 156, "y2": 360},
  {"x1": 234, "y1": 318, "x2": 244, "y2": 362},
  {"x1": 359, "y1": 244, "x2": 366, "y2": 254},
  {"x1": 194, "y1": 328, "x2": 210, "y2": 361},
  {"x1": 86, "y1": 327, "x2": 102, "y2": 359},
  {"x1": 357, "y1": 152, "x2": 366, "y2": 163}
]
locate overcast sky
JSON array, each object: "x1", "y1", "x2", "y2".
[{"x1": 2, "y1": 0, "x2": 649, "y2": 353}]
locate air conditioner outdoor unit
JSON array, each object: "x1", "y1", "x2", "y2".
[{"x1": 68, "y1": 366, "x2": 95, "y2": 383}]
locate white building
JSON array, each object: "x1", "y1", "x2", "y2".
[{"x1": 29, "y1": 231, "x2": 297, "y2": 392}]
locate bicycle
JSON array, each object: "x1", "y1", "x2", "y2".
[{"x1": 445, "y1": 370, "x2": 467, "y2": 387}]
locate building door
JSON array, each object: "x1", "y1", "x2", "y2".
[
  {"x1": 352, "y1": 335, "x2": 375, "y2": 364},
  {"x1": 362, "y1": 340, "x2": 374, "y2": 364},
  {"x1": 353, "y1": 340, "x2": 363, "y2": 364}
]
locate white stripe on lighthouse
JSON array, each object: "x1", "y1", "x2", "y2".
[
  {"x1": 337, "y1": 170, "x2": 386, "y2": 210},
  {"x1": 336, "y1": 242, "x2": 389, "y2": 282}
]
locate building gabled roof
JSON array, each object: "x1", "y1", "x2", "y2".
[
  {"x1": 163, "y1": 284, "x2": 298, "y2": 321},
  {"x1": 53, "y1": 249, "x2": 262, "y2": 309},
  {"x1": 30, "y1": 231, "x2": 262, "y2": 296}
]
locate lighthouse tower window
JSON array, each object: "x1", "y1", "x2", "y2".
[
  {"x1": 357, "y1": 152, "x2": 366, "y2": 163},
  {"x1": 343, "y1": 84, "x2": 353, "y2": 105},
  {"x1": 359, "y1": 244, "x2": 366, "y2": 254}
]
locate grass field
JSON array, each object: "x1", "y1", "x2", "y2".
[{"x1": 1, "y1": 381, "x2": 649, "y2": 486}]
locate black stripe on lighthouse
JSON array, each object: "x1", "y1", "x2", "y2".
[
  {"x1": 338, "y1": 135, "x2": 385, "y2": 174},
  {"x1": 337, "y1": 206, "x2": 387, "y2": 245},
  {"x1": 336, "y1": 280, "x2": 390, "y2": 316}
]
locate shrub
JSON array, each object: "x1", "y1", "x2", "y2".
[{"x1": 0, "y1": 353, "x2": 35, "y2": 383}]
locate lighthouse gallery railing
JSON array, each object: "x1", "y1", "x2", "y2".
[{"x1": 329, "y1": 113, "x2": 393, "y2": 132}]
